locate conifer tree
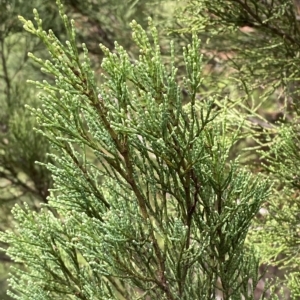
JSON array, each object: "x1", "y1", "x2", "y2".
[
  {"x1": 176, "y1": 0, "x2": 300, "y2": 297},
  {"x1": 0, "y1": 0, "x2": 173, "y2": 212},
  {"x1": 0, "y1": 0, "x2": 173, "y2": 296},
  {"x1": 0, "y1": 1, "x2": 272, "y2": 299}
]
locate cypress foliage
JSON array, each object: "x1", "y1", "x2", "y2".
[
  {"x1": 1, "y1": 1, "x2": 272, "y2": 299},
  {"x1": 0, "y1": 0, "x2": 174, "y2": 295},
  {"x1": 177, "y1": 0, "x2": 300, "y2": 297}
]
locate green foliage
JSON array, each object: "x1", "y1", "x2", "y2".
[
  {"x1": 61, "y1": 0, "x2": 175, "y2": 58},
  {"x1": 0, "y1": 2, "x2": 60, "y2": 296},
  {"x1": 0, "y1": 1, "x2": 272, "y2": 299},
  {"x1": 0, "y1": 0, "x2": 61, "y2": 206},
  {"x1": 177, "y1": 0, "x2": 300, "y2": 114},
  {"x1": 248, "y1": 122, "x2": 300, "y2": 297},
  {"x1": 176, "y1": 0, "x2": 300, "y2": 298},
  {"x1": 0, "y1": 0, "x2": 176, "y2": 297},
  {"x1": 0, "y1": 0, "x2": 177, "y2": 208}
]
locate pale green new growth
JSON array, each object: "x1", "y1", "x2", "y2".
[{"x1": 1, "y1": 1, "x2": 271, "y2": 299}]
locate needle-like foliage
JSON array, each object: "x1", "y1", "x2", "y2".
[
  {"x1": 0, "y1": 1, "x2": 271, "y2": 299},
  {"x1": 176, "y1": 0, "x2": 300, "y2": 297}
]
